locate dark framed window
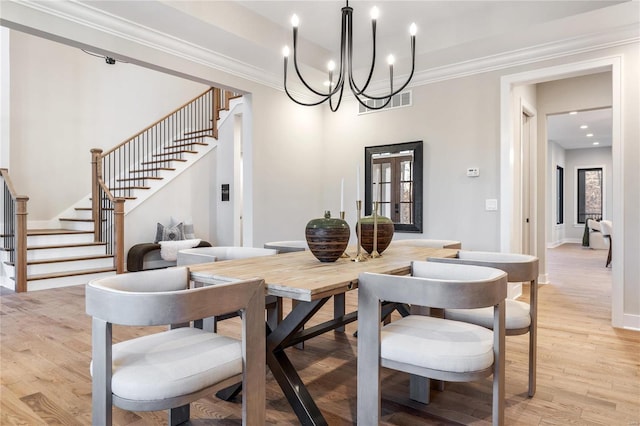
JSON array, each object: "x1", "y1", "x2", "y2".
[
  {"x1": 577, "y1": 167, "x2": 603, "y2": 224},
  {"x1": 556, "y1": 166, "x2": 564, "y2": 225},
  {"x1": 365, "y1": 141, "x2": 423, "y2": 233}
]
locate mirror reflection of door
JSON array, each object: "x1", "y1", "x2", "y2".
[
  {"x1": 365, "y1": 141, "x2": 423, "y2": 233},
  {"x1": 372, "y1": 152, "x2": 414, "y2": 224}
]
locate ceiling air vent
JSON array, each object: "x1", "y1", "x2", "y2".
[{"x1": 357, "y1": 90, "x2": 412, "y2": 114}]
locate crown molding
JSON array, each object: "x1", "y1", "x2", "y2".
[
  {"x1": 6, "y1": 0, "x2": 283, "y2": 90},
  {"x1": 409, "y1": 24, "x2": 639, "y2": 88},
  {"x1": 5, "y1": 1, "x2": 639, "y2": 97}
]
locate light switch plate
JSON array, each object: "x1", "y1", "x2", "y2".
[
  {"x1": 486, "y1": 199, "x2": 498, "y2": 211},
  {"x1": 467, "y1": 167, "x2": 480, "y2": 177}
]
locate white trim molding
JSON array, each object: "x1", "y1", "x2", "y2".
[{"x1": 501, "y1": 56, "x2": 624, "y2": 329}]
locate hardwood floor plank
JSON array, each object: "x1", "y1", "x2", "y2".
[
  {"x1": 19, "y1": 392, "x2": 84, "y2": 426},
  {"x1": 0, "y1": 243, "x2": 638, "y2": 425}
]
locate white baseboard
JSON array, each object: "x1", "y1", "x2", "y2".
[
  {"x1": 622, "y1": 314, "x2": 640, "y2": 331},
  {"x1": 538, "y1": 273, "x2": 549, "y2": 285},
  {"x1": 547, "y1": 238, "x2": 582, "y2": 248},
  {"x1": 508, "y1": 282, "x2": 522, "y2": 299},
  {"x1": 0, "y1": 276, "x2": 15, "y2": 291}
]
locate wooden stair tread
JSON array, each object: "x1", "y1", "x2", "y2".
[
  {"x1": 173, "y1": 134, "x2": 209, "y2": 143},
  {"x1": 165, "y1": 142, "x2": 208, "y2": 150},
  {"x1": 22, "y1": 267, "x2": 117, "y2": 281},
  {"x1": 109, "y1": 186, "x2": 151, "y2": 191},
  {"x1": 184, "y1": 127, "x2": 214, "y2": 136},
  {"x1": 130, "y1": 167, "x2": 175, "y2": 173},
  {"x1": 141, "y1": 159, "x2": 187, "y2": 166},
  {"x1": 153, "y1": 151, "x2": 197, "y2": 157},
  {"x1": 116, "y1": 177, "x2": 163, "y2": 182},
  {"x1": 27, "y1": 229, "x2": 93, "y2": 236},
  {"x1": 27, "y1": 242, "x2": 107, "y2": 251},
  {"x1": 5, "y1": 254, "x2": 113, "y2": 267}
]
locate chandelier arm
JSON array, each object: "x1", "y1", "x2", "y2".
[
  {"x1": 329, "y1": 81, "x2": 346, "y2": 112},
  {"x1": 291, "y1": 27, "x2": 342, "y2": 98},
  {"x1": 348, "y1": 16, "x2": 377, "y2": 96},
  {"x1": 284, "y1": 60, "x2": 332, "y2": 107},
  {"x1": 353, "y1": 37, "x2": 415, "y2": 100},
  {"x1": 281, "y1": 2, "x2": 416, "y2": 112}
]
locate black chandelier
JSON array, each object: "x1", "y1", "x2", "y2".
[{"x1": 282, "y1": 1, "x2": 416, "y2": 112}]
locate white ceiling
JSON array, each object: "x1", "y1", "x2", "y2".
[
  {"x1": 78, "y1": 0, "x2": 633, "y2": 82},
  {"x1": 34, "y1": 0, "x2": 623, "y2": 151},
  {"x1": 547, "y1": 108, "x2": 612, "y2": 150}
]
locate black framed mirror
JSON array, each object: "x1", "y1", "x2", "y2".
[{"x1": 365, "y1": 141, "x2": 423, "y2": 233}]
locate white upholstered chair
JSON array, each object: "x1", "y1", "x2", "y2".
[
  {"x1": 176, "y1": 246, "x2": 277, "y2": 265},
  {"x1": 428, "y1": 250, "x2": 539, "y2": 397},
  {"x1": 599, "y1": 220, "x2": 612, "y2": 267},
  {"x1": 263, "y1": 240, "x2": 308, "y2": 253},
  {"x1": 357, "y1": 261, "x2": 507, "y2": 426},
  {"x1": 391, "y1": 238, "x2": 462, "y2": 249},
  {"x1": 177, "y1": 246, "x2": 278, "y2": 332},
  {"x1": 86, "y1": 267, "x2": 265, "y2": 426}
]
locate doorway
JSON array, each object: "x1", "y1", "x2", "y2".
[{"x1": 500, "y1": 57, "x2": 623, "y2": 328}]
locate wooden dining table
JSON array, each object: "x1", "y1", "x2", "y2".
[{"x1": 188, "y1": 244, "x2": 458, "y2": 426}]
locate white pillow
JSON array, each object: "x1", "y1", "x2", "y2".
[{"x1": 171, "y1": 216, "x2": 195, "y2": 239}]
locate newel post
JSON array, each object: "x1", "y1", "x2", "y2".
[
  {"x1": 15, "y1": 196, "x2": 29, "y2": 293},
  {"x1": 91, "y1": 149, "x2": 103, "y2": 242},
  {"x1": 114, "y1": 198, "x2": 125, "y2": 274}
]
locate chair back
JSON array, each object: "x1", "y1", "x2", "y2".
[
  {"x1": 86, "y1": 267, "x2": 263, "y2": 327},
  {"x1": 264, "y1": 240, "x2": 308, "y2": 253},
  {"x1": 428, "y1": 250, "x2": 538, "y2": 283},
  {"x1": 599, "y1": 220, "x2": 612, "y2": 237},
  {"x1": 361, "y1": 261, "x2": 506, "y2": 310},
  {"x1": 392, "y1": 239, "x2": 462, "y2": 249},
  {"x1": 177, "y1": 246, "x2": 277, "y2": 265}
]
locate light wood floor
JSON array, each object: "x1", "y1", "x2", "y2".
[{"x1": 1, "y1": 244, "x2": 638, "y2": 425}]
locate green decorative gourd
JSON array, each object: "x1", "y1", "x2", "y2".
[
  {"x1": 357, "y1": 215, "x2": 394, "y2": 254},
  {"x1": 305, "y1": 211, "x2": 350, "y2": 262}
]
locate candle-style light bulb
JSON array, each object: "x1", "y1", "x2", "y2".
[
  {"x1": 370, "y1": 6, "x2": 379, "y2": 20},
  {"x1": 327, "y1": 60, "x2": 336, "y2": 71},
  {"x1": 409, "y1": 23, "x2": 417, "y2": 36},
  {"x1": 282, "y1": 46, "x2": 290, "y2": 57},
  {"x1": 387, "y1": 54, "x2": 395, "y2": 66},
  {"x1": 291, "y1": 14, "x2": 299, "y2": 27}
]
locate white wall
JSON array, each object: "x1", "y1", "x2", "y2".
[
  {"x1": 0, "y1": 28, "x2": 10, "y2": 168},
  {"x1": 323, "y1": 73, "x2": 503, "y2": 251},
  {"x1": 2, "y1": 8, "x2": 638, "y2": 324},
  {"x1": 564, "y1": 147, "x2": 613, "y2": 240},
  {"x1": 547, "y1": 140, "x2": 566, "y2": 246},
  {"x1": 8, "y1": 31, "x2": 209, "y2": 221}
]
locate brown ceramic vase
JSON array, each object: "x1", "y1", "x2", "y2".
[
  {"x1": 305, "y1": 211, "x2": 350, "y2": 262},
  {"x1": 357, "y1": 215, "x2": 394, "y2": 254}
]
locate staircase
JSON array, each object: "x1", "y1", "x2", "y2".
[{"x1": 1, "y1": 87, "x2": 240, "y2": 292}]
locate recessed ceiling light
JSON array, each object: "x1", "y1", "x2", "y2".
[
  {"x1": 593, "y1": 142, "x2": 600, "y2": 145},
  {"x1": 580, "y1": 125, "x2": 588, "y2": 129},
  {"x1": 586, "y1": 133, "x2": 594, "y2": 137},
  {"x1": 569, "y1": 111, "x2": 578, "y2": 115}
]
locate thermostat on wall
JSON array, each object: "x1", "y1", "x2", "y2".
[{"x1": 467, "y1": 167, "x2": 480, "y2": 177}]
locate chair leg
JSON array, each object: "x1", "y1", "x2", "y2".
[
  {"x1": 606, "y1": 236, "x2": 612, "y2": 267},
  {"x1": 409, "y1": 375, "x2": 430, "y2": 404},
  {"x1": 528, "y1": 328, "x2": 537, "y2": 397},
  {"x1": 169, "y1": 404, "x2": 190, "y2": 426}
]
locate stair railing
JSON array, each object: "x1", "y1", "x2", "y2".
[
  {"x1": 1, "y1": 168, "x2": 28, "y2": 292},
  {"x1": 91, "y1": 86, "x2": 238, "y2": 273}
]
